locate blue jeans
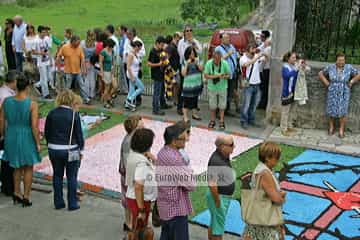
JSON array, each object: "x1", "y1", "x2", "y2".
[
  {"x1": 160, "y1": 216, "x2": 189, "y2": 240},
  {"x1": 65, "y1": 73, "x2": 89, "y2": 100},
  {"x1": 48, "y1": 149, "x2": 80, "y2": 209},
  {"x1": 127, "y1": 77, "x2": 144, "y2": 102},
  {"x1": 152, "y1": 80, "x2": 166, "y2": 112},
  {"x1": 240, "y1": 84, "x2": 261, "y2": 124},
  {"x1": 15, "y1": 52, "x2": 23, "y2": 72}
]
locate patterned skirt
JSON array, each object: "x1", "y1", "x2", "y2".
[{"x1": 243, "y1": 224, "x2": 282, "y2": 240}]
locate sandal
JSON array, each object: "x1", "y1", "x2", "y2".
[
  {"x1": 111, "y1": 93, "x2": 117, "y2": 99},
  {"x1": 219, "y1": 121, "x2": 226, "y2": 131},
  {"x1": 208, "y1": 120, "x2": 216, "y2": 129},
  {"x1": 328, "y1": 128, "x2": 335, "y2": 136},
  {"x1": 104, "y1": 103, "x2": 111, "y2": 109}
]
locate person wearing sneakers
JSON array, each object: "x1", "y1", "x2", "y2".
[
  {"x1": 34, "y1": 25, "x2": 53, "y2": 99},
  {"x1": 125, "y1": 40, "x2": 144, "y2": 111}
]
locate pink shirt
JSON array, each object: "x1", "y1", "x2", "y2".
[
  {"x1": 0, "y1": 85, "x2": 16, "y2": 107},
  {"x1": 156, "y1": 146, "x2": 196, "y2": 221}
]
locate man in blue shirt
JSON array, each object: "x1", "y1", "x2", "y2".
[
  {"x1": 11, "y1": 15, "x2": 27, "y2": 72},
  {"x1": 215, "y1": 33, "x2": 240, "y2": 115},
  {"x1": 118, "y1": 25, "x2": 128, "y2": 94}
]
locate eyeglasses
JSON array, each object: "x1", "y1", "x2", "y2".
[
  {"x1": 224, "y1": 142, "x2": 235, "y2": 147},
  {"x1": 185, "y1": 29, "x2": 193, "y2": 33}
]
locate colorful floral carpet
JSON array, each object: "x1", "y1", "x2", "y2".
[{"x1": 34, "y1": 119, "x2": 262, "y2": 193}]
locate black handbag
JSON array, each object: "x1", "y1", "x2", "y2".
[{"x1": 281, "y1": 93, "x2": 294, "y2": 106}]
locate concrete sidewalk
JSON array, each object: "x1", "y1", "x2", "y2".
[{"x1": 0, "y1": 189, "x2": 238, "y2": 240}]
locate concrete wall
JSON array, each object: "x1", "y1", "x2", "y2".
[{"x1": 267, "y1": 61, "x2": 360, "y2": 133}]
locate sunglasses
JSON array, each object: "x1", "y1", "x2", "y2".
[{"x1": 185, "y1": 29, "x2": 192, "y2": 32}]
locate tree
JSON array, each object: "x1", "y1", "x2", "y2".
[{"x1": 180, "y1": 0, "x2": 252, "y2": 25}]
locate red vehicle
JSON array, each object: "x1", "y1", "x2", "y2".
[{"x1": 208, "y1": 28, "x2": 255, "y2": 59}]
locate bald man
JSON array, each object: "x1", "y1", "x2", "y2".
[{"x1": 206, "y1": 135, "x2": 235, "y2": 240}]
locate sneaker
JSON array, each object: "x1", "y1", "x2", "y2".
[
  {"x1": 35, "y1": 86, "x2": 42, "y2": 95},
  {"x1": 125, "y1": 99, "x2": 135, "y2": 108},
  {"x1": 153, "y1": 111, "x2": 165, "y2": 116}
]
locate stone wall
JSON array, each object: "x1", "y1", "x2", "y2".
[{"x1": 267, "y1": 61, "x2": 360, "y2": 133}]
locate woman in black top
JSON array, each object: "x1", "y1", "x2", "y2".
[{"x1": 4, "y1": 19, "x2": 16, "y2": 71}]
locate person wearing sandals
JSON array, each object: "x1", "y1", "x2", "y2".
[
  {"x1": 0, "y1": 73, "x2": 41, "y2": 207},
  {"x1": 125, "y1": 40, "x2": 145, "y2": 112},
  {"x1": 204, "y1": 50, "x2": 231, "y2": 130},
  {"x1": 319, "y1": 53, "x2": 360, "y2": 138},
  {"x1": 99, "y1": 39, "x2": 117, "y2": 109},
  {"x1": 44, "y1": 90, "x2": 84, "y2": 211},
  {"x1": 181, "y1": 46, "x2": 203, "y2": 122}
]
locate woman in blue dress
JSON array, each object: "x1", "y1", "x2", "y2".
[
  {"x1": 319, "y1": 53, "x2": 360, "y2": 138},
  {"x1": 0, "y1": 73, "x2": 41, "y2": 207}
]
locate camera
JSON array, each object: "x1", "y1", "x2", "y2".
[{"x1": 213, "y1": 77, "x2": 220, "y2": 84}]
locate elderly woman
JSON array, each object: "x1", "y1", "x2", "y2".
[
  {"x1": 126, "y1": 128, "x2": 157, "y2": 231},
  {"x1": 0, "y1": 73, "x2": 41, "y2": 207},
  {"x1": 243, "y1": 142, "x2": 286, "y2": 240},
  {"x1": 44, "y1": 90, "x2": 84, "y2": 211},
  {"x1": 319, "y1": 53, "x2": 360, "y2": 138}
]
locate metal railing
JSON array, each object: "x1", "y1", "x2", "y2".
[{"x1": 294, "y1": 0, "x2": 360, "y2": 64}]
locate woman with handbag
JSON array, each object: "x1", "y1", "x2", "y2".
[
  {"x1": 44, "y1": 89, "x2": 84, "y2": 211},
  {"x1": 181, "y1": 46, "x2": 203, "y2": 122},
  {"x1": 242, "y1": 142, "x2": 286, "y2": 240},
  {"x1": 280, "y1": 51, "x2": 299, "y2": 136},
  {"x1": 126, "y1": 128, "x2": 156, "y2": 240}
]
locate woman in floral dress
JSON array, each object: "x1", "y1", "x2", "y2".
[{"x1": 319, "y1": 53, "x2": 360, "y2": 138}]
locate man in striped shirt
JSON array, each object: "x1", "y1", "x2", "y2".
[{"x1": 156, "y1": 124, "x2": 196, "y2": 240}]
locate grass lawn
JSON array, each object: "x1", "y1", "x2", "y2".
[
  {"x1": 38, "y1": 101, "x2": 125, "y2": 156},
  {"x1": 190, "y1": 144, "x2": 306, "y2": 215}
]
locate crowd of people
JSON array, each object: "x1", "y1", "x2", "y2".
[{"x1": 0, "y1": 13, "x2": 360, "y2": 240}]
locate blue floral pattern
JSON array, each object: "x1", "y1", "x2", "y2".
[{"x1": 322, "y1": 64, "x2": 358, "y2": 117}]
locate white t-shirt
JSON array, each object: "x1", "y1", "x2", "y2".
[
  {"x1": 126, "y1": 160, "x2": 157, "y2": 201},
  {"x1": 35, "y1": 37, "x2": 51, "y2": 66},
  {"x1": 126, "y1": 52, "x2": 140, "y2": 79},
  {"x1": 110, "y1": 35, "x2": 119, "y2": 58},
  {"x1": 240, "y1": 54, "x2": 262, "y2": 85},
  {"x1": 123, "y1": 36, "x2": 146, "y2": 60},
  {"x1": 23, "y1": 35, "x2": 38, "y2": 53}
]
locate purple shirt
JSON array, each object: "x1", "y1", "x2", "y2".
[
  {"x1": 0, "y1": 85, "x2": 16, "y2": 107},
  {"x1": 156, "y1": 146, "x2": 196, "y2": 221}
]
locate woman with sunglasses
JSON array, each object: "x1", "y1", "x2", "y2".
[{"x1": 177, "y1": 25, "x2": 203, "y2": 115}]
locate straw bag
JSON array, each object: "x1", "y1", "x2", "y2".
[{"x1": 241, "y1": 173, "x2": 284, "y2": 226}]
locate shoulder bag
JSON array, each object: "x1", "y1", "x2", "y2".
[
  {"x1": 241, "y1": 62, "x2": 254, "y2": 88},
  {"x1": 68, "y1": 111, "x2": 81, "y2": 162},
  {"x1": 241, "y1": 172, "x2": 284, "y2": 226}
]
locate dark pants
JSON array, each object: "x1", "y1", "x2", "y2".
[
  {"x1": 177, "y1": 75, "x2": 184, "y2": 111},
  {"x1": 258, "y1": 69, "x2": 270, "y2": 109},
  {"x1": 152, "y1": 80, "x2": 166, "y2": 112},
  {"x1": 160, "y1": 216, "x2": 189, "y2": 240},
  {"x1": 48, "y1": 149, "x2": 80, "y2": 209},
  {"x1": 0, "y1": 161, "x2": 14, "y2": 196},
  {"x1": 226, "y1": 76, "x2": 238, "y2": 112},
  {"x1": 15, "y1": 52, "x2": 23, "y2": 72}
]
